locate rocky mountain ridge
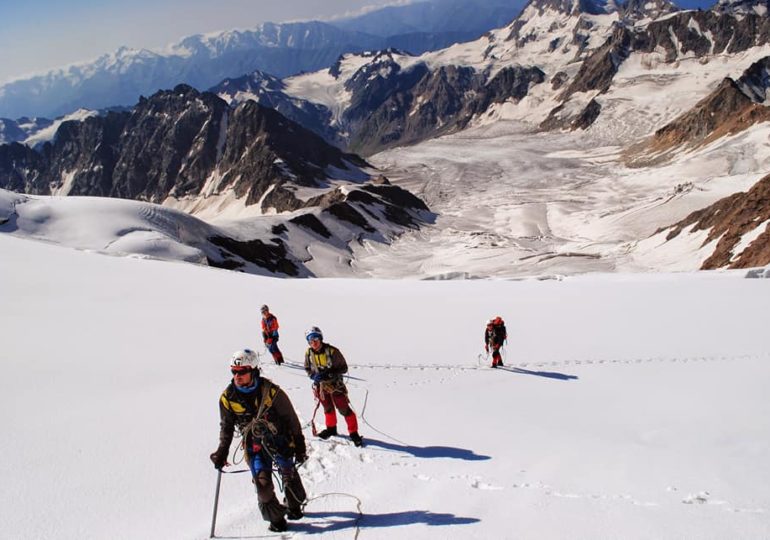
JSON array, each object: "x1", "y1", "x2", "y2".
[
  {"x1": 222, "y1": 0, "x2": 764, "y2": 153},
  {"x1": 0, "y1": 85, "x2": 433, "y2": 275}
]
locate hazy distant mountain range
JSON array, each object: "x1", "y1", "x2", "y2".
[{"x1": 0, "y1": 0, "x2": 525, "y2": 120}]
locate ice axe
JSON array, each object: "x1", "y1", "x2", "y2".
[
  {"x1": 310, "y1": 384, "x2": 321, "y2": 436},
  {"x1": 209, "y1": 469, "x2": 222, "y2": 538}
]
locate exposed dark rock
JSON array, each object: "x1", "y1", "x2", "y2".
[
  {"x1": 714, "y1": 0, "x2": 770, "y2": 16},
  {"x1": 289, "y1": 213, "x2": 332, "y2": 238},
  {"x1": 662, "y1": 173, "x2": 770, "y2": 270},
  {"x1": 0, "y1": 143, "x2": 46, "y2": 192},
  {"x1": 621, "y1": 0, "x2": 678, "y2": 22},
  {"x1": 0, "y1": 86, "x2": 368, "y2": 213},
  {"x1": 361, "y1": 184, "x2": 430, "y2": 211},
  {"x1": 474, "y1": 65, "x2": 546, "y2": 112},
  {"x1": 607, "y1": 9, "x2": 770, "y2": 63},
  {"x1": 344, "y1": 50, "x2": 427, "y2": 124},
  {"x1": 325, "y1": 201, "x2": 375, "y2": 232},
  {"x1": 542, "y1": 98, "x2": 603, "y2": 131},
  {"x1": 560, "y1": 24, "x2": 632, "y2": 101},
  {"x1": 735, "y1": 56, "x2": 770, "y2": 102},
  {"x1": 344, "y1": 59, "x2": 544, "y2": 154},
  {"x1": 517, "y1": 0, "x2": 617, "y2": 18},
  {"x1": 209, "y1": 235, "x2": 300, "y2": 275},
  {"x1": 570, "y1": 98, "x2": 602, "y2": 129},
  {"x1": 551, "y1": 71, "x2": 569, "y2": 90}
]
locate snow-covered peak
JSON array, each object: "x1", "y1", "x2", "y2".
[
  {"x1": 523, "y1": 0, "x2": 620, "y2": 16},
  {"x1": 284, "y1": 52, "x2": 398, "y2": 121},
  {"x1": 714, "y1": 0, "x2": 770, "y2": 15},
  {"x1": 621, "y1": 0, "x2": 679, "y2": 22}
]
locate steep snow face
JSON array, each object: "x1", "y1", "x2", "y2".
[
  {"x1": 489, "y1": 5, "x2": 619, "y2": 68},
  {"x1": 283, "y1": 52, "x2": 390, "y2": 125},
  {"x1": 22, "y1": 108, "x2": 98, "y2": 148}
]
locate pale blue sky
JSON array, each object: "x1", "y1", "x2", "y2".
[
  {"x1": 0, "y1": 0, "x2": 404, "y2": 83},
  {"x1": 0, "y1": 0, "x2": 716, "y2": 84}
]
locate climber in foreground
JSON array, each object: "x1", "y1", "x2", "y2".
[{"x1": 210, "y1": 349, "x2": 308, "y2": 533}]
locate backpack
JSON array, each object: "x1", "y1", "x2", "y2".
[{"x1": 491, "y1": 317, "x2": 506, "y2": 342}]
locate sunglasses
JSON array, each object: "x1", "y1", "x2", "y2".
[
  {"x1": 231, "y1": 367, "x2": 251, "y2": 375},
  {"x1": 306, "y1": 335, "x2": 321, "y2": 343}
]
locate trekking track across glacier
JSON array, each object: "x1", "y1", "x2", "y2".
[
  {"x1": 276, "y1": 352, "x2": 770, "y2": 375},
  {"x1": 243, "y1": 351, "x2": 770, "y2": 539}
]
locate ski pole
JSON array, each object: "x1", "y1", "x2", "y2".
[{"x1": 210, "y1": 469, "x2": 223, "y2": 538}]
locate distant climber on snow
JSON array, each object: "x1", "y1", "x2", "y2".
[
  {"x1": 303, "y1": 326, "x2": 364, "y2": 447},
  {"x1": 209, "y1": 349, "x2": 307, "y2": 533},
  {"x1": 485, "y1": 316, "x2": 507, "y2": 368},
  {"x1": 260, "y1": 304, "x2": 284, "y2": 365}
]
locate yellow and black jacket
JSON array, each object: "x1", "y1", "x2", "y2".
[
  {"x1": 304, "y1": 343, "x2": 348, "y2": 382},
  {"x1": 216, "y1": 376, "x2": 305, "y2": 458}
]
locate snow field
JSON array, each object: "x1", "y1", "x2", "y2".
[{"x1": 1, "y1": 234, "x2": 769, "y2": 539}]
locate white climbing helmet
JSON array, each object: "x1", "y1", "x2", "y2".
[{"x1": 230, "y1": 348, "x2": 258, "y2": 369}]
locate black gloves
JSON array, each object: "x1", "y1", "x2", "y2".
[{"x1": 210, "y1": 447, "x2": 229, "y2": 469}]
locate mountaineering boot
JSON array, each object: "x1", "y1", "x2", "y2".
[
  {"x1": 268, "y1": 518, "x2": 288, "y2": 532},
  {"x1": 286, "y1": 507, "x2": 304, "y2": 520},
  {"x1": 317, "y1": 425, "x2": 338, "y2": 439},
  {"x1": 350, "y1": 432, "x2": 364, "y2": 447},
  {"x1": 273, "y1": 351, "x2": 284, "y2": 365}
]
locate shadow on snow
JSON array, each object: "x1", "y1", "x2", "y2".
[
  {"x1": 362, "y1": 437, "x2": 491, "y2": 460},
  {"x1": 498, "y1": 366, "x2": 578, "y2": 381},
  {"x1": 291, "y1": 509, "x2": 480, "y2": 535}
]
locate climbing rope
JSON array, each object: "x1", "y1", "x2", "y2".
[{"x1": 303, "y1": 492, "x2": 364, "y2": 540}]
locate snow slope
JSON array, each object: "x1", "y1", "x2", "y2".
[{"x1": 1, "y1": 233, "x2": 768, "y2": 539}]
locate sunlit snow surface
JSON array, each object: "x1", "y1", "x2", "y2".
[{"x1": 1, "y1": 234, "x2": 769, "y2": 540}]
